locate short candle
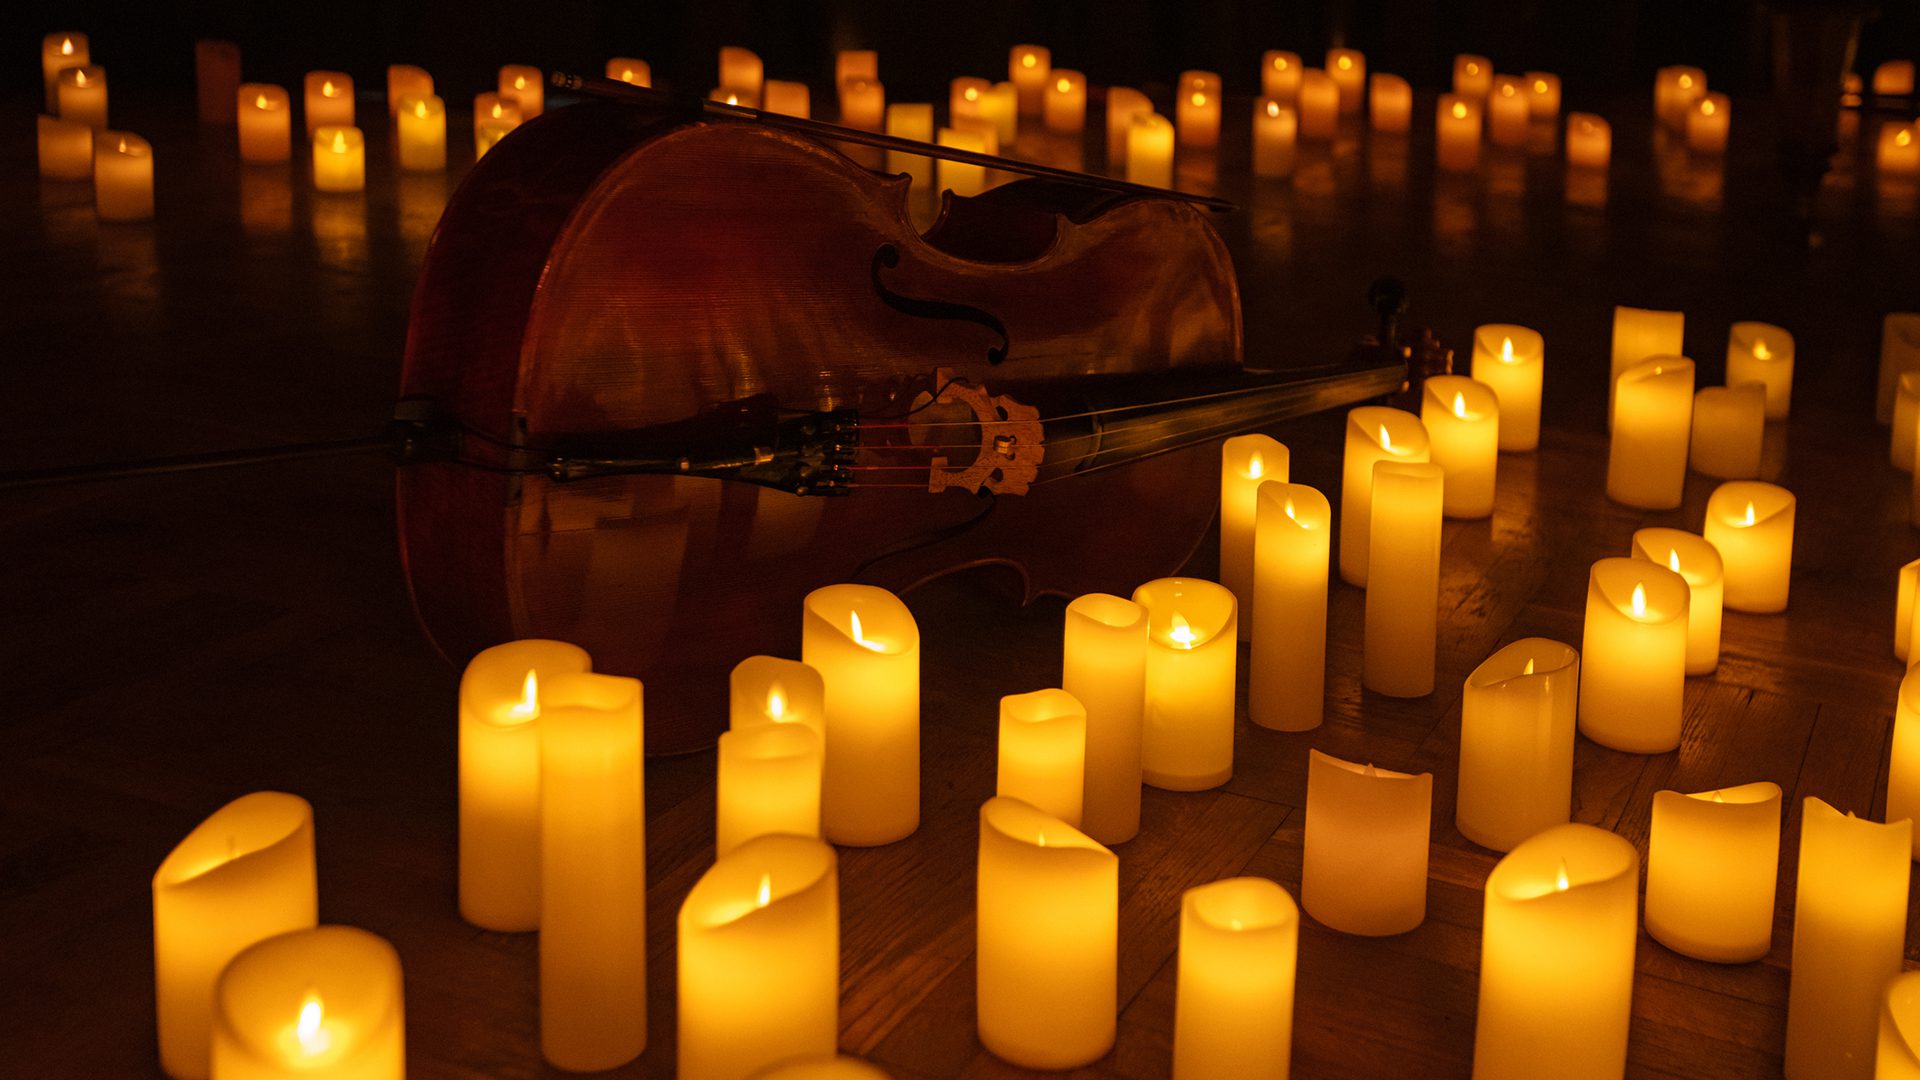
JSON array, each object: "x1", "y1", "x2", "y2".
[
  {"x1": 1877, "y1": 60, "x2": 1919, "y2": 96},
  {"x1": 1105, "y1": 87, "x2": 1154, "y2": 166},
  {"x1": 981, "y1": 82, "x2": 1019, "y2": 146},
  {"x1": 1725, "y1": 321, "x2": 1794, "y2": 419},
  {"x1": 1630, "y1": 528, "x2": 1725, "y2": 675},
  {"x1": 996, "y1": 688, "x2": 1088, "y2": 827},
  {"x1": 385, "y1": 65, "x2": 431, "y2": 119},
  {"x1": 1008, "y1": 45, "x2": 1051, "y2": 116},
  {"x1": 471, "y1": 93, "x2": 523, "y2": 149},
  {"x1": 1644, "y1": 782, "x2": 1782, "y2": 962},
  {"x1": 210, "y1": 926, "x2": 403, "y2": 1080},
  {"x1": 1253, "y1": 98, "x2": 1298, "y2": 177},
  {"x1": 839, "y1": 78, "x2": 885, "y2": 131},
  {"x1": 1061, "y1": 593, "x2": 1148, "y2": 845},
  {"x1": 1525, "y1": 72, "x2": 1562, "y2": 120},
  {"x1": 801, "y1": 584, "x2": 921, "y2": 846},
  {"x1": 1880, "y1": 123, "x2": 1920, "y2": 176},
  {"x1": 1436, "y1": 94, "x2": 1482, "y2": 171},
  {"x1": 238, "y1": 83, "x2": 292, "y2": 163},
  {"x1": 1421, "y1": 375, "x2": 1500, "y2": 518},
  {"x1": 1469, "y1": 324, "x2": 1545, "y2": 452},
  {"x1": 311, "y1": 126, "x2": 365, "y2": 194},
  {"x1": 1655, "y1": 66, "x2": 1707, "y2": 128},
  {"x1": 1487, "y1": 76, "x2": 1530, "y2": 147},
  {"x1": 1172, "y1": 877, "x2": 1299, "y2": 1079},
  {"x1": 764, "y1": 80, "x2": 811, "y2": 118},
  {"x1": 1302, "y1": 750, "x2": 1432, "y2": 935},
  {"x1": 1250, "y1": 482, "x2": 1331, "y2": 733},
  {"x1": 37, "y1": 114, "x2": 93, "y2": 180},
  {"x1": 936, "y1": 126, "x2": 990, "y2": 197},
  {"x1": 1326, "y1": 49, "x2": 1366, "y2": 114},
  {"x1": 1338, "y1": 405, "x2": 1429, "y2": 587},
  {"x1": 719, "y1": 47, "x2": 764, "y2": 101},
  {"x1": 1132, "y1": 577, "x2": 1236, "y2": 790},
  {"x1": 1125, "y1": 113, "x2": 1175, "y2": 188},
  {"x1": 1176, "y1": 77, "x2": 1223, "y2": 150},
  {"x1": 58, "y1": 65, "x2": 108, "y2": 130},
  {"x1": 950, "y1": 77, "x2": 990, "y2": 127},
  {"x1": 1044, "y1": 70, "x2": 1087, "y2": 133},
  {"x1": 1297, "y1": 69, "x2": 1339, "y2": 140},
  {"x1": 1363, "y1": 461, "x2": 1446, "y2": 697},
  {"x1": 1456, "y1": 638, "x2": 1579, "y2": 852},
  {"x1": 303, "y1": 72, "x2": 354, "y2": 139},
  {"x1": 1578, "y1": 558, "x2": 1689, "y2": 753},
  {"x1": 1261, "y1": 50, "x2": 1303, "y2": 100},
  {"x1": 607, "y1": 58, "x2": 651, "y2": 87},
  {"x1": 728, "y1": 654, "x2": 825, "y2": 740},
  {"x1": 1702, "y1": 480, "x2": 1794, "y2": 613},
  {"x1": 1606, "y1": 356, "x2": 1693, "y2": 509},
  {"x1": 1566, "y1": 112, "x2": 1612, "y2": 169},
  {"x1": 94, "y1": 131, "x2": 154, "y2": 223},
  {"x1": 1685, "y1": 93, "x2": 1731, "y2": 153},
  {"x1": 396, "y1": 94, "x2": 447, "y2": 173},
  {"x1": 715, "y1": 723, "x2": 824, "y2": 856},
  {"x1": 1219, "y1": 434, "x2": 1289, "y2": 632},
  {"x1": 836, "y1": 50, "x2": 878, "y2": 89},
  {"x1": 1453, "y1": 54, "x2": 1493, "y2": 99},
  {"x1": 1369, "y1": 74, "x2": 1412, "y2": 134}
]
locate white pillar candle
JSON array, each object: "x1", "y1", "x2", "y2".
[
  {"x1": 1062, "y1": 594, "x2": 1148, "y2": 846},
  {"x1": 1453, "y1": 54, "x2": 1492, "y2": 98},
  {"x1": 210, "y1": 926, "x2": 403, "y2": 1080},
  {"x1": 1009, "y1": 45, "x2": 1051, "y2": 116},
  {"x1": 607, "y1": 58, "x2": 651, "y2": 87},
  {"x1": 716, "y1": 723, "x2": 824, "y2": 856},
  {"x1": 1525, "y1": 72, "x2": 1561, "y2": 120},
  {"x1": 540, "y1": 673, "x2": 647, "y2": 1072},
  {"x1": 1899, "y1": 559, "x2": 1920, "y2": 664},
  {"x1": 311, "y1": 127, "x2": 365, "y2": 193},
  {"x1": 58, "y1": 65, "x2": 108, "y2": 129},
  {"x1": 238, "y1": 84, "x2": 292, "y2": 163},
  {"x1": 397, "y1": 94, "x2": 446, "y2": 172},
  {"x1": 1303, "y1": 749, "x2": 1432, "y2": 935},
  {"x1": 1785, "y1": 798, "x2": 1912, "y2": 1080},
  {"x1": 997, "y1": 689, "x2": 1087, "y2": 827},
  {"x1": 94, "y1": 132, "x2": 154, "y2": 222},
  {"x1": 1566, "y1": 112, "x2": 1612, "y2": 169},
  {"x1": 1132, "y1": 577, "x2": 1236, "y2": 791},
  {"x1": 839, "y1": 78, "x2": 884, "y2": 131},
  {"x1": 729, "y1": 655, "x2": 825, "y2": 740},
  {"x1": 1251, "y1": 482, "x2": 1330, "y2": 733},
  {"x1": 385, "y1": 65, "x2": 431, "y2": 119},
  {"x1": 1338, "y1": 406, "x2": 1430, "y2": 587},
  {"x1": 1487, "y1": 76, "x2": 1530, "y2": 147},
  {"x1": 1645, "y1": 782, "x2": 1781, "y2": 963},
  {"x1": 1891, "y1": 670, "x2": 1920, "y2": 859},
  {"x1": 1298, "y1": 69, "x2": 1339, "y2": 140},
  {"x1": 1106, "y1": 87, "x2": 1153, "y2": 166},
  {"x1": 1630, "y1": 528, "x2": 1724, "y2": 676},
  {"x1": 1220, "y1": 434, "x2": 1288, "y2": 633},
  {"x1": 37, "y1": 114, "x2": 92, "y2": 180},
  {"x1": 1172, "y1": 877, "x2": 1298, "y2": 1080},
  {"x1": 303, "y1": 72, "x2": 353, "y2": 139},
  {"x1": 764, "y1": 80, "x2": 811, "y2": 118},
  {"x1": 937, "y1": 126, "x2": 990, "y2": 197},
  {"x1": 885, "y1": 102, "x2": 935, "y2": 192},
  {"x1": 1725, "y1": 321, "x2": 1794, "y2": 419},
  {"x1": 1457, "y1": 639, "x2": 1578, "y2": 852},
  {"x1": 1689, "y1": 382, "x2": 1764, "y2": 479},
  {"x1": 1044, "y1": 70, "x2": 1087, "y2": 133},
  {"x1": 1436, "y1": 94, "x2": 1482, "y2": 171},
  {"x1": 982, "y1": 82, "x2": 1019, "y2": 146},
  {"x1": 43, "y1": 32, "x2": 87, "y2": 112},
  {"x1": 801, "y1": 584, "x2": 920, "y2": 846},
  {"x1": 950, "y1": 77, "x2": 989, "y2": 127},
  {"x1": 1472, "y1": 824, "x2": 1638, "y2": 1080},
  {"x1": 836, "y1": 49, "x2": 878, "y2": 89},
  {"x1": 1879, "y1": 313, "x2": 1920, "y2": 423},
  {"x1": 1177, "y1": 78, "x2": 1222, "y2": 150},
  {"x1": 1369, "y1": 74, "x2": 1411, "y2": 133},
  {"x1": 1897, "y1": 372, "x2": 1920, "y2": 471},
  {"x1": 1261, "y1": 50, "x2": 1303, "y2": 100},
  {"x1": 1326, "y1": 49, "x2": 1366, "y2": 113},
  {"x1": 153, "y1": 793, "x2": 317, "y2": 1080},
  {"x1": 1609, "y1": 305, "x2": 1684, "y2": 426},
  {"x1": 719, "y1": 47, "x2": 763, "y2": 102},
  {"x1": 677, "y1": 835, "x2": 838, "y2": 1080},
  {"x1": 1253, "y1": 99, "x2": 1298, "y2": 176},
  {"x1": 1606, "y1": 356, "x2": 1693, "y2": 509},
  {"x1": 195, "y1": 40, "x2": 241, "y2": 125},
  {"x1": 1470, "y1": 325, "x2": 1545, "y2": 452},
  {"x1": 1881, "y1": 123, "x2": 1920, "y2": 175},
  {"x1": 1655, "y1": 66, "x2": 1706, "y2": 128},
  {"x1": 976, "y1": 796, "x2": 1117, "y2": 1069},
  {"x1": 1125, "y1": 113, "x2": 1175, "y2": 188},
  {"x1": 1686, "y1": 93, "x2": 1730, "y2": 153},
  {"x1": 1578, "y1": 558, "x2": 1689, "y2": 752},
  {"x1": 1703, "y1": 481, "x2": 1794, "y2": 613},
  {"x1": 1363, "y1": 461, "x2": 1445, "y2": 697},
  {"x1": 1421, "y1": 375, "x2": 1499, "y2": 519},
  {"x1": 472, "y1": 93, "x2": 522, "y2": 148},
  {"x1": 1877, "y1": 60, "x2": 1919, "y2": 95},
  {"x1": 1880, "y1": 972, "x2": 1920, "y2": 1079}
]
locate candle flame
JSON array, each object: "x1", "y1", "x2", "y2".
[
  {"x1": 1248, "y1": 450, "x2": 1264, "y2": 479},
  {"x1": 1169, "y1": 613, "x2": 1198, "y2": 649},
  {"x1": 1742, "y1": 501, "x2": 1756, "y2": 526},
  {"x1": 1337, "y1": 55, "x2": 1353, "y2": 71},
  {"x1": 1712, "y1": 789, "x2": 1725, "y2": 803},
  {"x1": 1901, "y1": 129, "x2": 1914, "y2": 148},
  {"x1": 1450, "y1": 101, "x2": 1468, "y2": 120},
  {"x1": 61, "y1": 38, "x2": 74, "y2": 56},
  {"x1": 508, "y1": 670, "x2": 539, "y2": 721},
  {"x1": 1555, "y1": 860, "x2": 1569, "y2": 891},
  {"x1": 73, "y1": 69, "x2": 90, "y2": 87},
  {"x1": 296, "y1": 993, "x2": 330, "y2": 1055},
  {"x1": 1580, "y1": 119, "x2": 1596, "y2": 136},
  {"x1": 1669, "y1": 550, "x2": 1681, "y2": 573},
  {"x1": 117, "y1": 136, "x2": 127, "y2": 153},
  {"x1": 1631, "y1": 583, "x2": 1647, "y2": 617},
  {"x1": 1522, "y1": 658, "x2": 1535, "y2": 675},
  {"x1": 964, "y1": 86, "x2": 978, "y2": 102},
  {"x1": 414, "y1": 100, "x2": 429, "y2": 118},
  {"x1": 1229, "y1": 918, "x2": 1243, "y2": 930},
  {"x1": 1501, "y1": 336, "x2": 1514, "y2": 363},
  {"x1": 766, "y1": 683, "x2": 788, "y2": 721},
  {"x1": 756, "y1": 872, "x2": 771, "y2": 908},
  {"x1": 490, "y1": 102, "x2": 504, "y2": 118},
  {"x1": 1700, "y1": 99, "x2": 1716, "y2": 116},
  {"x1": 1274, "y1": 56, "x2": 1289, "y2": 71},
  {"x1": 1284, "y1": 498, "x2": 1298, "y2": 522},
  {"x1": 255, "y1": 93, "x2": 268, "y2": 109},
  {"x1": 322, "y1": 80, "x2": 335, "y2": 96},
  {"x1": 1466, "y1": 62, "x2": 1480, "y2": 76},
  {"x1": 620, "y1": 68, "x2": 636, "y2": 83},
  {"x1": 514, "y1": 75, "x2": 527, "y2": 90},
  {"x1": 1378, "y1": 424, "x2": 1393, "y2": 451},
  {"x1": 1191, "y1": 91, "x2": 1207, "y2": 108},
  {"x1": 1500, "y1": 82, "x2": 1515, "y2": 98},
  {"x1": 1021, "y1": 53, "x2": 1037, "y2": 69},
  {"x1": 1533, "y1": 78, "x2": 1548, "y2": 94},
  {"x1": 1056, "y1": 76, "x2": 1071, "y2": 94},
  {"x1": 1266, "y1": 100, "x2": 1280, "y2": 117},
  {"x1": 1678, "y1": 74, "x2": 1693, "y2": 90},
  {"x1": 849, "y1": 610, "x2": 884, "y2": 652},
  {"x1": 1452, "y1": 392, "x2": 1468, "y2": 419},
  {"x1": 1037, "y1": 832, "x2": 1046, "y2": 847},
  {"x1": 1752, "y1": 340, "x2": 1771, "y2": 360},
  {"x1": 331, "y1": 131, "x2": 347, "y2": 153}
]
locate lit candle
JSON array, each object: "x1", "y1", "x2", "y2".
[
  {"x1": 1566, "y1": 112, "x2": 1612, "y2": 169},
  {"x1": 195, "y1": 40, "x2": 241, "y2": 124},
  {"x1": 1132, "y1": 577, "x2": 1236, "y2": 790},
  {"x1": 801, "y1": 584, "x2": 920, "y2": 846},
  {"x1": 839, "y1": 78, "x2": 884, "y2": 131},
  {"x1": 1363, "y1": 461, "x2": 1445, "y2": 697},
  {"x1": 1725, "y1": 321, "x2": 1794, "y2": 419},
  {"x1": 303, "y1": 72, "x2": 353, "y2": 139},
  {"x1": 1261, "y1": 50, "x2": 1303, "y2": 100},
  {"x1": 1645, "y1": 782, "x2": 1781, "y2": 963},
  {"x1": 1457, "y1": 638, "x2": 1578, "y2": 852},
  {"x1": 1061, "y1": 593, "x2": 1148, "y2": 846},
  {"x1": 1421, "y1": 375, "x2": 1499, "y2": 519},
  {"x1": 976, "y1": 796, "x2": 1117, "y2": 1069},
  {"x1": 491, "y1": 64, "x2": 542, "y2": 120},
  {"x1": 37, "y1": 114, "x2": 92, "y2": 180},
  {"x1": 1250, "y1": 482, "x2": 1330, "y2": 732},
  {"x1": 937, "y1": 126, "x2": 991, "y2": 196},
  {"x1": 1219, "y1": 434, "x2": 1288, "y2": 632},
  {"x1": 1880, "y1": 972, "x2": 1920, "y2": 1079},
  {"x1": 396, "y1": 94, "x2": 446, "y2": 172},
  {"x1": 885, "y1": 103, "x2": 935, "y2": 193},
  {"x1": 153, "y1": 793, "x2": 318, "y2": 1080},
  {"x1": 1889, "y1": 669, "x2": 1920, "y2": 857},
  {"x1": 1881, "y1": 123, "x2": 1920, "y2": 176},
  {"x1": 607, "y1": 58, "x2": 651, "y2": 87},
  {"x1": 678, "y1": 835, "x2": 838, "y2": 1080},
  {"x1": 719, "y1": 47, "x2": 763, "y2": 102},
  {"x1": 93, "y1": 131, "x2": 154, "y2": 222},
  {"x1": 1899, "y1": 559, "x2": 1920, "y2": 664},
  {"x1": 1125, "y1": 113, "x2": 1175, "y2": 188},
  {"x1": 1106, "y1": 87, "x2": 1154, "y2": 166},
  {"x1": 475, "y1": 121, "x2": 513, "y2": 159},
  {"x1": 1606, "y1": 356, "x2": 1693, "y2": 509},
  {"x1": 949, "y1": 77, "x2": 989, "y2": 127},
  {"x1": 751, "y1": 1058, "x2": 890, "y2": 1079},
  {"x1": 1172, "y1": 877, "x2": 1298, "y2": 1079},
  {"x1": 1297, "y1": 69, "x2": 1339, "y2": 140},
  {"x1": 981, "y1": 82, "x2": 1019, "y2": 146},
  {"x1": 1253, "y1": 99, "x2": 1298, "y2": 176},
  {"x1": 1525, "y1": 71, "x2": 1562, "y2": 121},
  {"x1": 1630, "y1": 527, "x2": 1724, "y2": 676},
  {"x1": 1436, "y1": 94, "x2": 1482, "y2": 171},
  {"x1": 729, "y1": 655, "x2": 825, "y2": 740},
  {"x1": 1472, "y1": 824, "x2": 1638, "y2": 1080},
  {"x1": 1453, "y1": 54, "x2": 1493, "y2": 100},
  {"x1": 1470, "y1": 324, "x2": 1545, "y2": 452},
  {"x1": 1009, "y1": 45, "x2": 1051, "y2": 116},
  {"x1": 1879, "y1": 313, "x2": 1920, "y2": 423},
  {"x1": 1655, "y1": 66, "x2": 1706, "y2": 128},
  {"x1": 1044, "y1": 70, "x2": 1087, "y2": 133},
  {"x1": 310, "y1": 126, "x2": 365, "y2": 194},
  {"x1": 1609, "y1": 305, "x2": 1684, "y2": 426},
  {"x1": 836, "y1": 49, "x2": 878, "y2": 89},
  {"x1": 757, "y1": 81, "x2": 807, "y2": 117},
  {"x1": 1688, "y1": 383, "x2": 1763, "y2": 480},
  {"x1": 716, "y1": 723, "x2": 824, "y2": 857},
  {"x1": 1784, "y1": 798, "x2": 1912, "y2": 1079},
  {"x1": 43, "y1": 32, "x2": 89, "y2": 111},
  {"x1": 1303, "y1": 749, "x2": 1432, "y2": 935},
  {"x1": 1686, "y1": 93, "x2": 1730, "y2": 153},
  {"x1": 1326, "y1": 48, "x2": 1366, "y2": 114},
  {"x1": 1702, "y1": 481, "x2": 1795, "y2": 613},
  {"x1": 1176, "y1": 79, "x2": 1222, "y2": 150},
  {"x1": 540, "y1": 673, "x2": 647, "y2": 1071},
  {"x1": 1487, "y1": 76, "x2": 1529, "y2": 147},
  {"x1": 1369, "y1": 73, "x2": 1412, "y2": 133},
  {"x1": 997, "y1": 689, "x2": 1087, "y2": 827},
  {"x1": 385, "y1": 65, "x2": 431, "y2": 119},
  {"x1": 57, "y1": 65, "x2": 108, "y2": 129},
  {"x1": 1578, "y1": 558, "x2": 1689, "y2": 753},
  {"x1": 238, "y1": 84, "x2": 292, "y2": 163},
  {"x1": 471, "y1": 93, "x2": 522, "y2": 148},
  {"x1": 1338, "y1": 405, "x2": 1430, "y2": 587},
  {"x1": 1877, "y1": 60, "x2": 1918, "y2": 96},
  {"x1": 209, "y1": 926, "x2": 402, "y2": 1080}
]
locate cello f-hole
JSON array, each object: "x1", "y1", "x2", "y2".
[{"x1": 869, "y1": 244, "x2": 1011, "y2": 365}]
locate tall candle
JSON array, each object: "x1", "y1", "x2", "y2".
[
  {"x1": 153, "y1": 793, "x2": 318, "y2": 1080},
  {"x1": 729, "y1": 655, "x2": 825, "y2": 740},
  {"x1": 1106, "y1": 87, "x2": 1153, "y2": 166},
  {"x1": 1457, "y1": 638, "x2": 1578, "y2": 852},
  {"x1": 678, "y1": 835, "x2": 838, "y2": 1080},
  {"x1": 238, "y1": 84, "x2": 292, "y2": 163},
  {"x1": 982, "y1": 82, "x2": 1019, "y2": 146},
  {"x1": 1470, "y1": 324, "x2": 1545, "y2": 452},
  {"x1": 1132, "y1": 577, "x2": 1236, "y2": 790},
  {"x1": 1578, "y1": 558, "x2": 1689, "y2": 753},
  {"x1": 719, "y1": 47, "x2": 763, "y2": 101},
  {"x1": 937, "y1": 127, "x2": 990, "y2": 197},
  {"x1": 472, "y1": 93, "x2": 522, "y2": 148},
  {"x1": 1472, "y1": 824, "x2": 1638, "y2": 1080},
  {"x1": 1487, "y1": 77, "x2": 1530, "y2": 147},
  {"x1": 1606, "y1": 357, "x2": 1694, "y2": 509},
  {"x1": 997, "y1": 689, "x2": 1087, "y2": 827},
  {"x1": 1250, "y1": 482, "x2": 1330, "y2": 733},
  {"x1": 396, "y1": 94, "x2": 447, "y2": 172},
  {"x1": 1630, "y1": 528, "x2": 1724, "y2": 676},
  {"x1": 1609, "y1": 305, "x2": 1684, "y2": 426},
  {"x1": 763, "y1": 80, "x2": 810, "y2": 118},
  {"x1": 1253, "y1": 99, "x2": 1298, "y2": 176},
  {"x1": 1566, "y1": 112, "x2": 1612, "y2": 169},
  {"x1": 1261, "y1": 51, "x2": 1303, "y2": 100},
  {"x1": 385, "y1": 65, "x2": 431, "y2": 119},
  {"x1": 210, "y1": 926, "x2": 403, "y2": 1080},
  {"x1": 1655, "y1": 66, "x2": 1706, "y2": 128},
  {"x1": 1303, "y1": 750, "x2": 1431, "y2": 935},
  {"x1": 1881, "y1": 123, "x2": 1920, "y2": 175},
  {"x1": 1061, "y1": 593, "x2": 1148, "y2": 846},
  {"x1": 1421, "y1": 375, "x2": 1499, "y2": 519},
  {"x1": 1645, "y1": 782, "x2": 1781, "y2": 962},
  {"x1": 716, "y1": 723, "x2": 824, "y2": 856},
  {"x1": 1009, "y1": 45, "x2": 1051, "y2": 116},
  {"x1": 311, "y1": 127, "x2": 365, "y2": 194},
  {"x1": 1298, "y1": 69, "x2": 1339, "y2": 140},
  {"x1": 1784, "y1": 798, "x2": 1911, "y2": 1080},
  {"x1": 1686, "y1": 93, "x2": 1730, "y2": 153},
  {"x1": 839, "y1": 78, "x2": 884, "y2": 131},
  {"x1": 1044, "y1": 70, "x2": 1087, "y2": 133},
  {"x1": 94, "y1": 132, "x2": 154, "y2": 222},
  {"x1": 1703, "y1": 481, "x2": 1794, "y2": 613},
  {"x1": 303, "y1": 72, "x2": 353, "y2": 139},
  {"x1": 1436, "y1": 94, "x2": 1482, "y2": 171},
  {"x1": 58, "y1": 66, "x2": 108, "y2": 129},
  {"x1": 607, "y1": 58, "x2": 651, "y2": 86},
  {"x1": 1725, "y1": 321, "x2": 1794, "y2": 419},
  {"x1": 1526, "y1": 72, "x2": 1562, "y2": 120},
  {"x1": 1363, "y1": 461, "x2": 1445, "y2": 697},
  {"x1": 1177, "y1": 78, "x2": 1223, "y2": 150},
  {"x1": 836, "y1": 50, "x2": 878, "y2": 89},
  {"x1": 38, "y1": 115, "x2": 92, "y2": 180},
  {"x1": 1126, "y1": 113, "x2": 1175, "y2": 188},
  {"x1": 1220, "y1": 434, "x2": 1288, "y2": 633},
  {"x1": 1369, "y1": 74, "x2": 1412, "y2": 133},
  {"x1": 1338, "y1": 406, "x2": 1430, "y2": 587},
  {"x1": 976, "y1": 797, "x2": 1117, "y2": 1069},
  {"x1": 1172, "y1": 877, "x2": 1298, "y2": 1079},
  {"x1": 1880, "y1": 972, "x2": 1920, "y2": 1079},
  {"x1": 1326, "y1": 49, "x2": 1366, "y2": 113},
  {"x1": 884, "y1": 103, "x2": 935, "y2": 193},
  {"x1": 43, "y1": 32, "x2": 88, "y2": 112},
  {"x1": 540, "y1": 673, "x2": 647, "y2": 1072},
  {"x1": 1890, "y1": 669, "x2": 1920, "y2": 857},
  {"x1": 1879, "y1": 313, "x2": 1920, "y2": 423},
  {"x1": 1688, "y1": 383, "x2": 1763, "y2": 479},
  {"x1": 801, "y1": 584, "x2": 920, "y2": 846},
  {"x1": 1454, "y1": 54, "x2": 1493, "y2": 99},
  {"x1": 195, "y1": 40, "x2": 241, "y2": 124}
]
